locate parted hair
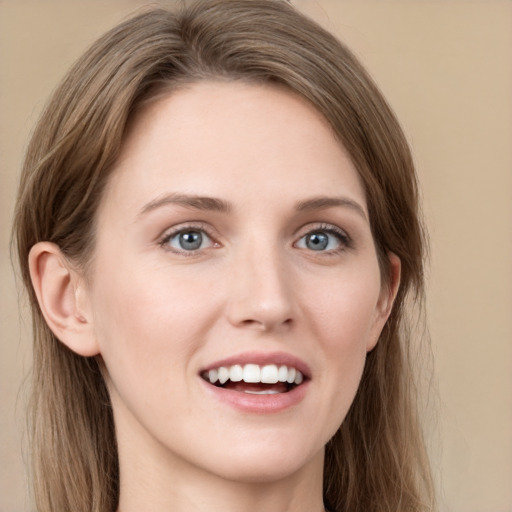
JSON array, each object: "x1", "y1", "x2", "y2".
[{"x1": 13, "y1": 1, "x2": 435, "y2": 511}]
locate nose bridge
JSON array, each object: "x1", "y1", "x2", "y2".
[{"x1": 226, "y1": 232, "x2": 295, "y2": 330}]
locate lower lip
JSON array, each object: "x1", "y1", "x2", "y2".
[{"x1": 200, "y1": 379, "x2": 310, "y2": 413}]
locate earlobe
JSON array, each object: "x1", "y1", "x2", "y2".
[
  {"x1": 28, "y1": 242, "x2": 100, "y2": 357},
  {"x1": 366, "y1": 252, "x2": 401, "y2": 352}
]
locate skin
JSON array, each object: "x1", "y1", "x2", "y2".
[{"x1": 29, "y1": 81, "x2": 400, "y2": 512}]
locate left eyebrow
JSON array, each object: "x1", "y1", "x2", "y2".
[
  {"x1": 294, "y1": 196, "x2": 368, "y2": 221},
  {"x1": 138, "y1": 193, "x2": 232, "y2": 218}
]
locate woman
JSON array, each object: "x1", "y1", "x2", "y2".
[{"x1": 13, "y1": 1, "x2": 435, "y2": 511}]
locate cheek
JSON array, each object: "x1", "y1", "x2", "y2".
[
  {"x1": 89, "y1": 261, "x2": 217, "y2": 390},
  {"x1": 308, "y1": 267, "x2": 383, "y2": 352},
  {"x1": 304, "y1": 267, "x2": 382, "y2": 427},
  {"x1": 88, "y1": 265, "x2": 224, "y2": 443}
]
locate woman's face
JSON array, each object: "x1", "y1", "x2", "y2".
[{"x1": 84, "y1": 81, "x2": 397, "y2": 483}]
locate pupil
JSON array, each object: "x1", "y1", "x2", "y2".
[
  {"x1": 306, "y1": 232, "x2": 328, "y2": 251},
  {"x1": 179, "y1": 231, "x2": 202, "y2": 250}
]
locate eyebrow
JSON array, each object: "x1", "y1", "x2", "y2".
[
  {"x1": 295, "y1": 196, "x2": 367, "y2": 220},
  {"x1": 138, "y1": 193, "x2": 367, "y2": 220},
  {"x1": 139, "y1": 193, "x2": 232, "y2": 217}
]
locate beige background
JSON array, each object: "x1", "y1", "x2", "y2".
[{"x1": 1, "y1": 1, "x2": 511, "y2": 511}]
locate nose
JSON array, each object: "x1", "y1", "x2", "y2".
[{"x1": 225, "y1": 242, "x2": 295, "y2": 332}]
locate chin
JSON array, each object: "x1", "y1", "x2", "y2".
[
  {"x1": 211, "y1": 455, "x2": 320, "y2": 484},
  {"x1": 188, "y1": 432, "x2": 325, "y2": 484}
]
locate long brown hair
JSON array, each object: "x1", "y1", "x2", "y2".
[{"x1": 13, "y1": 1, "x2": 435, "y2": 510}]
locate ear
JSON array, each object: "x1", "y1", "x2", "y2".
[
  {"x1": 28, "y1": 242, "x2": 100, "y2": 357},
  {"x1": 366, "y1": 252, "x2": 401, "y2": 352}
]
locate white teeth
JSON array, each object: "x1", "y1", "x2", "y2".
[
  {"x1": 204, "y1": 363, "x2": 305, "y2": 386},
  {"x1": 244, "y1": 389, "x2": 281, "y2": 395},
  {"x1": 286, "y1": 367, "x2": 296, "y2": 384},
  {"x1": 243, "y1": 364, "x2": 261, "y2": 383},
  {"x1": 218, "y1": 366, "x2": 229, "y2": 385},
  {"x1": 208, "y1": 369, "x2": 218, "y2": 384},
  {"x1": 229, "y1": 364, "x2": 243, "y2": 382},
  {"x1": 260, "y1": 365, "x2": 278, "y2": 384}
]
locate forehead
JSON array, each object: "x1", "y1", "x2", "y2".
[{"x1": 102, "y1": 80, "x2": 367, "y2": 217}]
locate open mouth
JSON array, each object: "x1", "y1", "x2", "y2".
[{"x1": 201, "y1": 363, "x2": 305, "y2": 395}]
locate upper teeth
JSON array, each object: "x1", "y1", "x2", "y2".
[{"x1": 205, "y1": 364, "x2": 304, "y2": 386}]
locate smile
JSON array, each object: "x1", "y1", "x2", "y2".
[{"x1": 201, "y1": 364, "x2": 305, "y2": 394}]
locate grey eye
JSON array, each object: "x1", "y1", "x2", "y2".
[
  {"x1": 296, "y1": 229, "x2": 345, "y2": 252},
  {"x1": 167, "y1": 230, "x2": 211, "y2": 251},
  {"x1": 305, "y1": 232, "x2": 329, "y2": 251}
]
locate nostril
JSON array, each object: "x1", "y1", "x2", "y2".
[{"x1": 239, "y1": 317, "x2": 293, "y2": 331}]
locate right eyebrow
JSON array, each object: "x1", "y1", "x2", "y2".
[{"x1": 138, "y1": 193, "x2": 233, "y2": 218}]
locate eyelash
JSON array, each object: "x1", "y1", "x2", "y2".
[{"x1": 158, "y1": 223, "x2": 352, "y2": 255}]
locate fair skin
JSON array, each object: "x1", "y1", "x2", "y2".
[{"x1": 29, "y1": 81, "x2": 400, "y2": 512}]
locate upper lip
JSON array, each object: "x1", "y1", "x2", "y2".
[{"x1": 200, "y1": 351, "x2": 311, "y2": 379}]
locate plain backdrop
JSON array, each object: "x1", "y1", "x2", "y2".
[{"x1": 1, "y1": 1, "x2": 511, "y2": 511}]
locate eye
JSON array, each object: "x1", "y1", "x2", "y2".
[
  {"x1": 162, "y1": 228, "x2": 215, "y2": 252},
  {"x1": 295, "y1": 226, "x2": 350, "y2": 252}
]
